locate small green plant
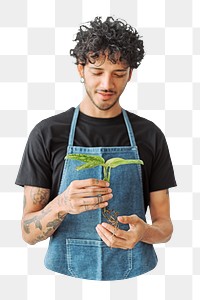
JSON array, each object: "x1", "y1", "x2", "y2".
[{"x1": 65, "y1": 154, "x2": 144, "y2": 228}]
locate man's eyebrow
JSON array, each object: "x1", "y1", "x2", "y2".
[{"x1": 89, "y1": 67, "x2": 129, "y2": 72}]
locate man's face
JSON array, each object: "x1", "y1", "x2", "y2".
[{"x1": 78, "y1": 55, "x2": 132, "y2": 112}]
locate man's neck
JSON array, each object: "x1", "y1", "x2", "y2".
[{"x1": 79, "y1": 99, "x2": 122, "y2": 119}]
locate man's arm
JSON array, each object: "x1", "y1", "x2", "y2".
[
  {"x1": 140, "y1": 189, "x2": 173, "y2": 244},
  {"x1": 22, "y1": 180, "x2": 112, "y2": 245},
  {"x1": 96, "y1": 189, "x2": 173, "y2": 249},
  {"x1": 22, "y1": 186, "x2": 67, "y2": 245}
]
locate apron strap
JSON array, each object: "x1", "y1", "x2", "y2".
[
  {"x1": 68, "y1": 106, "x2": 80, "y2": 146},
  {"x1": 68, "y1": 106, "x2": 137, "y2": 147},
  {"x1": 122, "y1": 109, "x2": 137, "y2": 147}
]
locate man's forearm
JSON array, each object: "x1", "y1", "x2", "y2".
[
  {"x1": 22, "y1": 194, "x2": 67, "y2": 245},
  {"x1": 141, "y1": 219, "x2": 173, "y2": 244}
]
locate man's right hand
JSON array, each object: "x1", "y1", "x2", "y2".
[
  {"x1": 59, "y1": 178, "x2": 113, "y2": 215},
  {"x1": 22, "y1": 179, "x2": 112, "y2": 245}
]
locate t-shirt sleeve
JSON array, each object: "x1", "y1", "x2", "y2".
[
  {"x1": 15, "y1": 123, "x2": 52, "y2": 189},
  {"x1": 149, "y1": 128, "x2": 177, "y2": 192}
]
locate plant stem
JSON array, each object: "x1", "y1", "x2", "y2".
[
  {"x1": 102, "y1": 168, "x2": 119, "y2": 229},
  {"x1": 66, "y1": 154, "x2": 144, "y2": 230}
]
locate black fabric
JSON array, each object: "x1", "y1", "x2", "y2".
[{"x1": 15, "y1": 107, "x2": 177, "y2": 211}]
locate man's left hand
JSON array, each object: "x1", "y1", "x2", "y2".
[{"x1": 96, "y1": 215, "x2": 149, "y2": 249}]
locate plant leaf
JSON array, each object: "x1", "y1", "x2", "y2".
[
  {"x1": 65, "y1": 154, "x2": 105, "y2": 164},
  {"x1": 76, "y1": 162, "x2": 103, "y2": 171},
  {"x1": 105, "y1": 157, "x2": 144, "y2": 168}
]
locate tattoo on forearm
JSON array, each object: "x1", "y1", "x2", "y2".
[
  {"x1": 23, "y1": 207, "x2": 51, "y2": 234},
  {"x1": 32, "y1": 212, "x2": 66, "y2": 243},
  {"x1": 23, "y1": 208, "x2": 66, "y2": 243},
  {"x1": 46, "y1": 212, "x2": 66, "y2": 229},
  {"x1": 30, "y1": 187, "x2": 50, "y2": 205}
]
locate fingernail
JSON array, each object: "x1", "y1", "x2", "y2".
[{"x1": 106, "y1": 182, "x2": 110, "y2": 186}]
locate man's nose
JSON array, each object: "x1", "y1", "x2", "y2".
[{"x1": 100, "y1": 74, "x2": 114, "y2": 90}]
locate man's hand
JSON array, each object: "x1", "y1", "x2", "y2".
[
  {"x1": 96, "y1": 215, "x2": 148, "y2": 249},
  {"x1": 60, "y1": 178, "x2": 113, "y2": 215},
  {"x1": 22, "y1": 179, "x2": 113, "y2": 245},
  {"x1": 96, "y1": 190, "x2": 173, "y2": 248}
]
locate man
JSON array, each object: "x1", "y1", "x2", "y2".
[{"x1": 16, "y1": 16, "x2": 176, "y2": 280}]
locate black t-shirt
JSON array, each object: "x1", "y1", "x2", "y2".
[{"x1": 15, "y1": 107, "x2": 177, "y2": 211}]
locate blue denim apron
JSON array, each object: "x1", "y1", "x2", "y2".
[{"x1": 44, "y1": 106, "x2": 157, "y2": 280}]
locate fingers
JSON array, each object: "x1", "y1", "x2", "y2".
[
  {"x1": 71, "y1": 178, "x2": 110, "y2": 189},
  {"x1": 68, "y1": 185, "x2": 112, "y2": 210},
  {"x1": 64, "y1": 190, "x2": 113, "y2": 215},
  {"x1": 63, "y1": 179, "x2": 112, "y2": 215},
  {"x1": 100, "y1": 222, "x2": 127, "y2": 239},
  {"x1": 96, "y1": 223, "x2": 131, "y2": 250},
  {"x1": 117, "y1": 215, "x2": 139, "y2": 225},
  {"x1": 82, "y1": 193, "x2": 112, "y2": 205},
  {"x1": 83, "y1": 200, "x2": 109, "y2": 212},
  {"x1": 96, "y1": 216, "x2": 147, "y2": 249},
  {"x1": 71, "y1": 187, "x2": 112, "y2": 198}
]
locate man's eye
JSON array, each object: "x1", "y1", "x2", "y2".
[
  {"x1": 92, "y1": 73, "x2": 102, "y2": 76},
  {"x1": 114, "y1": 74, "x2": 126, "y2": 78}
]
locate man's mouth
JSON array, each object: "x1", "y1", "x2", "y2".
[{"x1": 96, "y1": 90, "x2": 116, "y2": 99}]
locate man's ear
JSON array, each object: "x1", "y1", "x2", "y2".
[{"x1": 77, "y1": 64, "x2": 84, "y2": 78}]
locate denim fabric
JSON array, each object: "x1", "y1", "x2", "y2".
[{"x1": 44, "y1": 106, "x2": 158, "y2": 280}]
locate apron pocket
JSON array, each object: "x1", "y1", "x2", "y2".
[
  {"x1": 66, "y1": 238, "x2": 133, "y2": 280},
  {"x1": 66, "y1": 238, "x2": 103, "y2": 280},
  {"x1": 102, "y1": 247, "x2": 132, "y2": 280}
]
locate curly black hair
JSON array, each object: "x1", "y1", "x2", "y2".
[{"x1": 70, "y1": 16, "x2": 145, "y2": 69}]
